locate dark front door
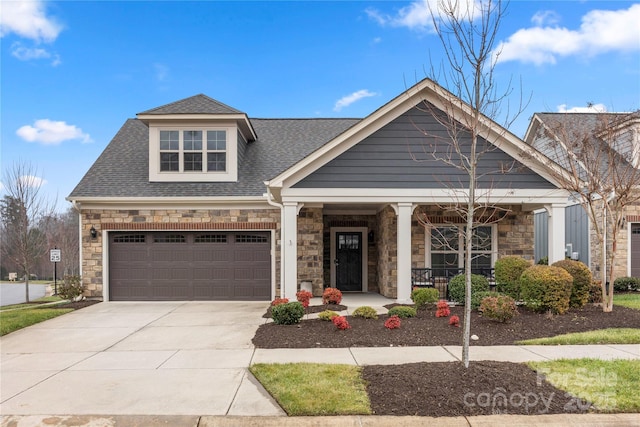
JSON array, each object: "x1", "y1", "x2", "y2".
[
  {"x1": 336, "y1": 232, "x2": 362, "y2": 292},
  {"x1": 631, "y1": 224, "x2": 640, "y2": 277}
]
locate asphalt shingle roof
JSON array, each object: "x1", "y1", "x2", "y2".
[
  {"x1": 68, "y1": 117, "x2": 359, "y2": 198},
  {"x1": 138, "y1": 94, "x2": 243, "y2": 115}
]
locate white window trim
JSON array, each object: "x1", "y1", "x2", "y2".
[
  {"x1": 424, "y1": 224, "x2": 497, "y2": 269},
  {"x1": 149, "y1": 125, "x2": 238, "y2": 182}
]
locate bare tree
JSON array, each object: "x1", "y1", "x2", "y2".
[
  {"x1": 1, "y1": 162, "x2": 56, "y2": 302},
  {"x1": 532, "y1": 111, "x2": 640, "y2": 312},
  {"x1": 417, "y1": 0, "x2": 525, "y2": 367}
]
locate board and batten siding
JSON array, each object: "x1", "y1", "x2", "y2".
[
  {"x1": 294, "y1": 105, "x2": 556, "y2": 189},
  {"x1": 534, "y1": 204, "x2": 589, "y2": 265}
]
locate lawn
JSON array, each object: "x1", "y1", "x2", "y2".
[
  {"x1": 517, "y1": 328, "x2": 640, "y2": 345},
  {"x1": 614, "y1": 293, "x2": 640, "y2": 310},
  {"x1": 0, "y1": 307, "x2": 73, "y2": 336}
]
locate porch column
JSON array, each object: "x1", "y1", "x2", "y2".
[
  {"x1": 282, "y1": 202, "x2": 299, "y2": 300},
  {"x1": 547, "y1": 204, "x2": 566, "y2": 264},
  {"x1": 396, "y1": 202, "x2": 413, "y2": 303}
]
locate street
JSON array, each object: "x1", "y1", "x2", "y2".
[{"x1": 0, "y1": 283, "x2": 48, "y2": 306}]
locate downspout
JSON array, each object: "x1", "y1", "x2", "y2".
[{"x1": 265, "y1": 186, "x2": 284, "y2": 298}]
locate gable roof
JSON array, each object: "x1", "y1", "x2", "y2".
[
  {"x1": 67, "y1": 118, "x2": 359, "y2": 200},
  {"x1": 267, "y1": 78, "x2": 572, "y2": 190},
  {"x1": 138, "y1": 94, "x2": 243, "y2": 115}
]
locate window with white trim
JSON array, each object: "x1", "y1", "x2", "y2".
[{"x1": 428, "y1": 225, "x2": 495, "y2": 271}]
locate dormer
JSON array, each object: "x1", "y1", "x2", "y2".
[
  {"x1": 599, "y1": 112, "x2": 640, "y2": 169},
  {"x1": 137, "y1": 94, "x2": 257, "y2": 182}
]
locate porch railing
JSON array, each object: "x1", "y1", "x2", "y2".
[{"x1": 411, "y1": 268, "x2": 496, "y2": 300}]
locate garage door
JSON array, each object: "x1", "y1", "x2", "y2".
[
  {"x1": 632, "y1": 224, "x2": 640, "y2": 278},
  {"x1": 109, "y1": 231, "x2": 271, "y2": 301}
]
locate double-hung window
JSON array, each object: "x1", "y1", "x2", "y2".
[{"x1": 158, "y1": 129, "x2": 227, "y2": 173}]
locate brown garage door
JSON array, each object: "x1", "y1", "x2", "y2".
[
  {"x1": 632, "y1": 224, "x2": 640, "y2": 278},
  {"x1": 109, "y1": 231, "x2": 271, "y2": 301}
]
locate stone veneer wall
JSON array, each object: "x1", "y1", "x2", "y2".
[
  {"x1": 322, "y1": 215, "x2": 379, "y2": 294},
  {"x1": 589, "y1": 200, "x2": 640, "y2": 281},
  {"x1": 496, "y1": 206, "x2": 535, "y2": 260},
  {"x1": 297, "y1": 207, "x2": 324, "y2": 296},
  {"x1": 80, "y1": 208, "x2": 280, "y2": 298},
  {"x1": 376, "y1": 206, "x2": 397, "y2": 298}
]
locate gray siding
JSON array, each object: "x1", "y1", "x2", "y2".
[
  {"x1": 294, "y1": 106, "x2": 556, "y2": 189},
  {"x1": 534, "y1": 204, "x2": 589, "y2": 265}
]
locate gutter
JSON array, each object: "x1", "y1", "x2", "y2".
[{"x1": 264, "y1": 186, "x2": 283, "y2": 298}]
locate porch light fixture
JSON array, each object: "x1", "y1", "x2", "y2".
[{"x1": 90, "y1": 226, "x2": 98, "y2": 239}]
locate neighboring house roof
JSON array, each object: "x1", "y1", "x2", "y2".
[
  {"x1": 68, "y1": 117, "x2": 359, "y2": 199},
  {"x1": 138, "y1": 94, "x2": 243, "y2": 115}
]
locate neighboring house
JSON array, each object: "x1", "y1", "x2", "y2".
[
  {"x1": 525, "y1": 112, "x2": 640, "y2": 280},
  {"x1": 534, "y1": 203, "x2": 590, "y2": 265},
  {"x1": 67, "y1": 79, "x2": 571, "y2": 303}
]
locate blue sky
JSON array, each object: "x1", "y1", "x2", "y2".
[{"x1": 1, "y1": 0, "x2": 639, "y2": 211}]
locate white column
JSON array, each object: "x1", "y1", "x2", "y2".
[
  {"x1": 396, "y1": 202, "x2": 413, "y2": 303},
  {"x1": 547, "y1": 204, "x2": 566, "y2": 264},
  {"x1": 282, "y1": 202, "x2": 298, "y2": 300}
]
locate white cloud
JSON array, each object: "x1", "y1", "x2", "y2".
[
  {"x1": 495, "y1": 4, "x2": 640, "y2": 65},
  {"x1": 366, "y1": 0, "x2": 480, "y2": 31},
  {"x1": 10, "y1": 41, "x2": 60, "y2": 66},
  {"x1": 0, "y1": 0, "x2": 63, "y2": 43},
  {"x1": 334, "y1": 90, "x2": 378, "y2": 112},
  {"x1": 557, "y1": 103, "x2": 607, "y2": 113},
  {"x1": 531, "y1": 10, "x2": 560, "y2": 27},
  {"x1": 16, "y1": 119, "x2": 92, "y2": 145},
  {"x1": 18, "y1": 175, "x2": 48, "y2": 188}
]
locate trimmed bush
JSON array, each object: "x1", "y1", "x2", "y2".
[
  {"x1": 471, "y1": 291, "x2": 497, "y2": 311},
  {"x1": 552, "y1": 259, "x2": 592, "y2": 308},
  {"x1": 449, "y1": 315, "x2": 460, "y2": 327},
  {"x1": 271, "y1": 298, "x2": 289, "y2": 306},
  {"x1": 589, "y1": 280, "x2": 603, "y2": 304},
  {"x1": 352, "y1": 306, "x2": 378, "y2": 319},
  {"x1": 58, "y1": 275, "x2": 85, "y2": 301},
  {"x1": 435, "y1": 300, "x2": 450, "y2": 317},
  {"x1": 384, "y1": 315, "x2": 401, "y2": 329},
  {"x1": 332, "y1": 316, "x2": 351, "y2": 330},
  {"x1": 494, "y1": 256, "x2": 531, "y2": 300},
  {"x1": 296, "y1": 290, "x2": 313, "y2": 308},
  {"x1": 479, "y1": 295, "x2": 518, "y2": 322},
  {"x1": 387, "y1": 306, "x2": 416, "y2": 318},
  {"x1": 322, "y1": 288, "x2": 343, "y2": 304},
  {"x1": 613, "y1": 277, "x2": 640, "y2": 292},
  {"x1": 318, "y1": 310, "x2": 339, "y2": 321},
  {"x1": 448, "y1": 274, "x2": 490, "y2": 305},
  {"x1": 271, "y1": 301, "x2": 305, "y2": 325},
  {"x1": 519, "y1": 265, "x2": 573, "y2": 314},
  {"x1": 411, "y1": 288, "x2": 439, "y2": 309}
]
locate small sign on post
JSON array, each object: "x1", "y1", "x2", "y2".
[{"x1": 50, "y1": 248, "x2": 61, "y2": 295}]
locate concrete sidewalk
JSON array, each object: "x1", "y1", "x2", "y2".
[{"x1": 2, "y1": 413, "x2": 639, "y2": 427}]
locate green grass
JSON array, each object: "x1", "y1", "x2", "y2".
[
  {"x1": 250, "y1": 363, "x2": 371, "y2": 416},
  {"x1": 0, "y1": 296, "x2": 64, "y2": 311},
  {"x1": 517, "y1": 328, "x2": 640, "y2": 345},
  {"x1": 0, "y1": 307, "x2": 73, "y2": 336},
  {"x1": 614, "y1": 293, "x2": 640, "y2": 310},
  {"x1": 529, "y1": 359, "x2": 640, "y2": 412}
]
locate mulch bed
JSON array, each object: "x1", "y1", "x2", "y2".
[
  {"x1": 262, "y1": 303, "x2": 347, "y2": 319},
  {"x1": 252, "y1": 304, "x2": 640, "y2": 348},
  {"x1": 253, "y1": 303, "x2": 639, "y2": 416}
]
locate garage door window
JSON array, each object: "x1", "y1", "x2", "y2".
[
  {"x1": 236, "y1": 234, "x2": 268, "y2": 243},
  {"x1": 154, "y1": 234, "x2": 186, "y2": 243},
  {"x1": 195, "y1": 234, "x2": 227, "y2": 243},
  {"x1": 113, "y1": 234, "x2": 145, "y2": 243}
]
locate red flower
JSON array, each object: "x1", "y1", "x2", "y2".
[
  {"x1": 449, "y1": 315, "x2": 460, "y2": 327},
  {"x1": 384, "y1": 315, "x2": 401, "y2": 329},
  {"x1": 332, "y1": 315, "x2": 351, "y2": 330}
]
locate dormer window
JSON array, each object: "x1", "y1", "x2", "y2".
[{"x1": 149, "y1": 125, "x2": 237, "y2": 182}]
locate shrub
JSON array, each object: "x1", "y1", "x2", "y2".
[
  {"x1": 58, "y1": 275, "x2": 85, "y2": 301},
  {"x1": 589, "y1": 280, "x2": 603, "y2": 304},
  {"x1": 322, "y1": 288, "x2": 343, "y2": 305},
  {"x1": 384, "y1": 315, "x2": 401, "y2": 329},
  {"x1": 271, "y1": 298, "x2": 289, "y2": 307},
  {"x1": 435, "y1": 300, "x2": 451, "y2": 317},
  {"x1": 479, "y1": 295, "x2": 518, "y2": 323},
  {"x1": 494, "y1": 256, "x2": 531, "y2": 300},
  {"x1": 411, "y1": 287, "x2": 439, "y2": 309},
  {"x1": 537, "y1": 256, "x2": 548, "y2": 265},
  {"x1": 332, "y1": 316, "x2": 351, "y2": 330},
  {"x1": 271, "y1": 302, "x2": 305, "y2": 325},
  {"x1": 387, "y1": 306, "x2": 416, "y2": 318},
  {"x1": 471, "y1": 291, "x2": 497, "y2": 311},
  {"x1": 352, "y1": 306, "x2": 378, "y2": 319},
  {"x1": 448, "y1": 274, "x2": 490, "y2": 305},
  {"x1": 296, "y1": 290, "x2": 313, "y2": 308},
  {"x1": 613, "y1": 277, "x2": 640, "y2": 292},
  {"x1": 449, "y1": 315, "x2": 460, "y2": 327},
  {"x1": 552, "y1": 259, "x2": 593, "y2": 308},
  {"x1": 519, "y1": 265, "x2": 573, "y2": 314},
  {"x1": 318, "y1": 310, "x2": 339, "y2": 321}
]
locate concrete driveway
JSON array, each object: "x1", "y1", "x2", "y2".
[{"x1": 0, "y1": 301, "x2": 284, "y2": 416}]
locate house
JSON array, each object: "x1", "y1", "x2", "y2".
[
  {"x1": 525, "y1": 112, "x2": 640, "y2": 280},
  {"x1": 67, "y1": 79, "x2": 572, "y2": 303}
]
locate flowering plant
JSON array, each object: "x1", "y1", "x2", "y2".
[
  {"x1": 449, "y1": 315, "x2": 460, "y2": 327},
  {"x1": 435, "y1": 300, "x2": 451, "y2": 317},
  {"x1": 384, "y1": 315, "x2": 401, "y2": 329},
  {"x1": 332, "y1": 315, "x2": 351, "y2": 330},
  {"x1": 271, "y1": 298, "x2": 289, "y2": 306},
  {"x1": 296, "y1": 290, "x2": 313, "y2": 308},
  {"x1": 322, "y1": 287, "x2": 343, "y2": 304}
]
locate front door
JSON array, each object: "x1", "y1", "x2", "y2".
[{"x1": 335, "y1": 232, "x2": 362, "y2": 292}]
